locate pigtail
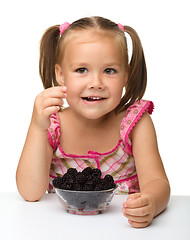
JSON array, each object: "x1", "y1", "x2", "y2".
[
  {"x1": 116, "y1": 26, "x2": 147, "y2": 112},
  {"x1": 39, "y1": 25, "x2": 60, "y2": 89}
]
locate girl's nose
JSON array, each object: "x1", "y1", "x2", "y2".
[{"x1": 88, "y1": 73, "x2": 104, "y2": 90}]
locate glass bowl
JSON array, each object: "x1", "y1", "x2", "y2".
[{"x1": 54, "y1": 186, "x2": 117, "y2": 215}]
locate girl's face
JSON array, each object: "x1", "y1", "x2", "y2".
[{"x1": 56, "y1": 29, "x2": 128, "y2": 121}]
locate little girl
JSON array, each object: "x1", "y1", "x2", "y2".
[{"x1": 16, "y1": 16, "x2": 170, "y2": 228}]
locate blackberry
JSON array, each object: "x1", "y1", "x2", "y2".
[
  {"x1": 75, "y1": 172, "x2": 87, "y2": 184},
  {"x1": 52, "y1": 167, "x2": 116, "y2": 191},
  {"x1": 52, "y1": 176, "x2": 63, "y2": 188},
  {"x1": 82, "y1": 167, "x2": 93, "y2": 176},
  {"x1": 86, "y1": 174, "x2": 93, "y2": 182},
  {"x1": 92, "y1": 168, "x2": 102, "y2": 178},
  {"x1": 103, "y1": 182, "x2": 116, "y2": 190},
  {"x1": 62, "y1": 172, "x2": 73, "y2": 181},
  {"x1": 63, "y1": 179, "x2": 74, "y2": 190},
  {"x1": 95, "y1": 178, "x2": 103, "y2": 184},
  {"x1": 103, "y1": 174, "x2": 114, "y2": 183},
  {"x1": 67, "y1": 168, "x2": 78, "y2": 176},
  {"x1": 94, "y1": 183, "x2": 104, "y2": 191},
  {"x1": 85, "y1": 179, "x2": 94, "y2": 186},
  {"x1": 73, "y1": 183, "x2": 83, "y2": 191},
  {"x1": 83, "y1": 184, "x2": 94, "y2": 191}
]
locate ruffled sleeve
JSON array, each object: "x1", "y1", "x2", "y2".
[
  {"x1": 120, "y1": 99, "x2": 154, "y2": 155},
  {"x1": 47, "y1": 112, "x2": 61, "y2": 151}
]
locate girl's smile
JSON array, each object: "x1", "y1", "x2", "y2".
[
  {"x1": 81, "y1": 96, "x2": 107, "y2": 104},
  {"x1": 56, "y1": 29, "x2": 128, "y2": 120}
]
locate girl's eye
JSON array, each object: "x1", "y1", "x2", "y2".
[
  {"x1": 104, "y1": 68, "x2": 116, "y2": 74},
  {"x1": 76, "y1": 68, "x2": 88, "y2": 74}
]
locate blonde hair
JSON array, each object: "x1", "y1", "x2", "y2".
[{"x1": 39, "y1": 16, "x2": 147, "y2": 112}]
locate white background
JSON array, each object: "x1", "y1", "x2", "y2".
[{"x1": 0, "y1": 0, "x2": 189, "y2": 195}]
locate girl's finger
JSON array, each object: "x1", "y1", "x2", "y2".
[
  {"x1": 42, "y1": 98, "x2": 64, "y2": 109},
  {"x1": 42, "y1": 86, "x2": 67, "y2": 99},
  {"x1": 123, "y1": 193, "x2": 142, "y2": 208},
  {"x1": 128, "y1": 219, "x2": 150, "y2": 228},
  {"x1": 123, "y1": 212, "x2": 150, "y2": 223},
  {"x1": 124, "y1": 193, "x2": 141, "y2": 205},
  {"x1": 123, "y1": 205, "x2": 150, "y2": 216},
  {"x1": 43, "y1": 106, "x2": 60, "y2": 117},
  {"x1": 127, "y1": 193, "x2": 141, "y2": 201},
  {"x1": 123, "y1": 196, "x2": 148, "y2": 209}
]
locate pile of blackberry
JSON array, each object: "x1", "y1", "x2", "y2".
[{"x1": 52, "y1": 167, "x2": 116, "y2": 191}]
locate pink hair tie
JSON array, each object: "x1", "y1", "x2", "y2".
[
  {"x1": 59, "y1": 22, "x2": 70, "y2": 35},
  {"x1": 118, "y1": 23, "x2": 124, "y2": 32}
]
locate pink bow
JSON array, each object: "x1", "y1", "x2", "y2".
[
  {"x1": 118, "y1": 23, "x2": 124, "y2": 32},
  {"x1": 59, "y1": 22, "x2": 70, "y2": 35}
]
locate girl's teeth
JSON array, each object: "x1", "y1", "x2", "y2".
[
  {"x1": 89, "y1": 97, "x2": 101, "y2": 100},
  {"x1": 83, "y1": 97, "x2": 104, "y2": 101}
]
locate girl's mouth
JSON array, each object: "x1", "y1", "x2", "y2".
[{"x1": 82, "y1": 96, "x2": 106, "y2": 102}]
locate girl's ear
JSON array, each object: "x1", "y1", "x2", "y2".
[{"x1": 55, "y1": 64, "x2": 64, "y2": 86}]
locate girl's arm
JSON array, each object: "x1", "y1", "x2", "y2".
[
  {"x1": 16, "y1": 86, "x2": 66, "y2": 201},
  {"x1": 16, "y1": 125, "x2": 53, "y2": 201},
  {"x1": 122, "y1": 112, "x2": 170, "y2": 228}
]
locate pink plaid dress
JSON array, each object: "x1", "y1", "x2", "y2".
[{"x1": 47, "y1": 99, "x2": 154, "y2": 194}]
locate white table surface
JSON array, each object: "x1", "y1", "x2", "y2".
[{"x1": 0, "y1": 192, "x2": 190, "y2": 240}]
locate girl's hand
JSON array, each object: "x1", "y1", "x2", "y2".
[
  {"x1": 122, "y1": 193, "x2": 155, "y2": 228},
  {"x1": 31, "y1": 86, "x2": 67, "y2": 131}
]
